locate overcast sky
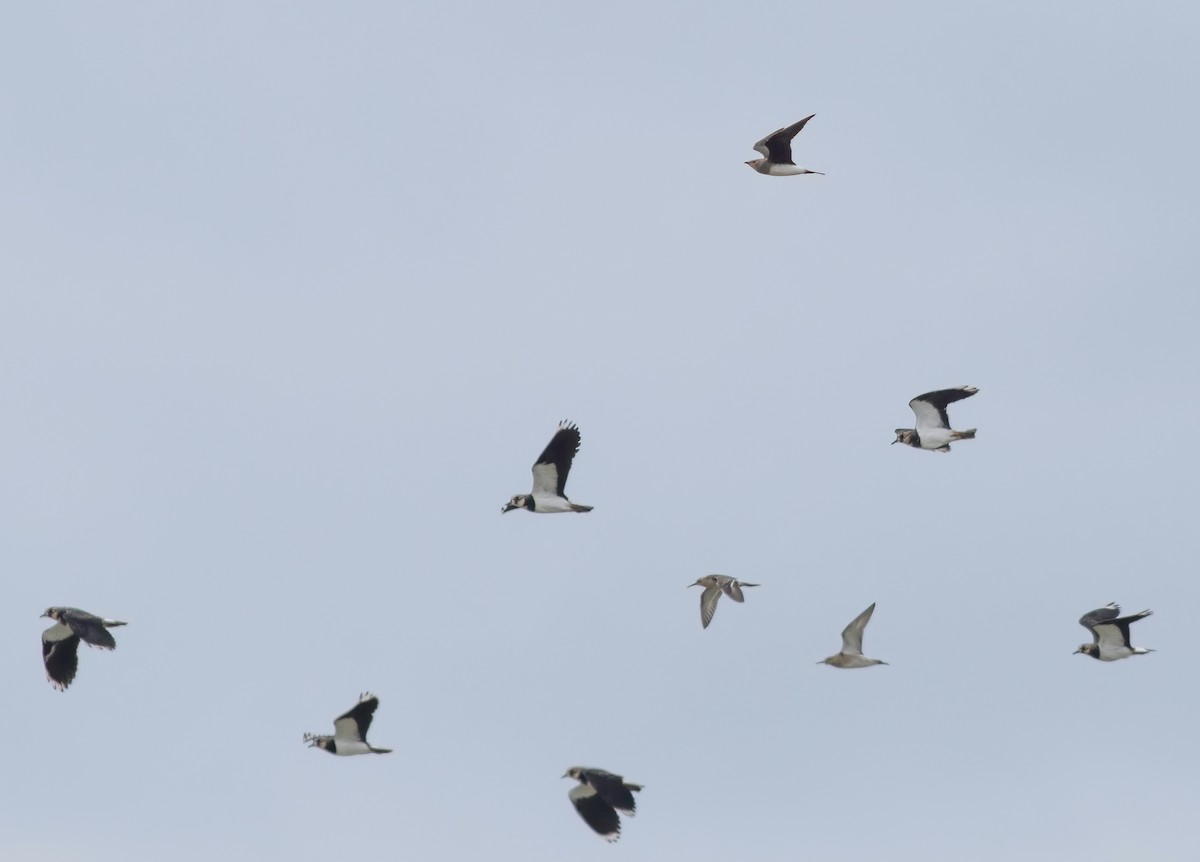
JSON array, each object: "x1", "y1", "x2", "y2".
[{"x1": 3, "y1": 3, "x2": 1199, "y2": 861}]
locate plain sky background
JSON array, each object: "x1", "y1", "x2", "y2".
[{"x1": 3, "y1": 3, "x2": 1198, "y2": 860}]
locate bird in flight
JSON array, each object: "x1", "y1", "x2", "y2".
[
  {"x1": 745, "y1": 114, "x2": 823, "y2": 176},
  {"x1": 1075, "y1": 603, "x2": 1155, "y2": 661},
  {"x1": 893, "y1": 386, "x2": 979, "y2": 452},
  {"x1": 502, "y1": 421, "x2": 593, "y2": 513},
  {"x1": 303, "y1": 693, "x2": 393, "y2": 755},
  {"x1": 817, "y1": 602, "x2": 888, "y2": 669},
  {"x1": 40, "y1": 606, "x2": 127, "y2": 691},
  {"x1": 563, "y1": 766, "x2": 643, "y2": 842},
  {"x1": 688, "y1": 575, "x2": 759, "y2": 629}
]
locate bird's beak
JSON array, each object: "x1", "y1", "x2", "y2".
[
  {"x1": 561, "y1": 772, "x2": 570, "y2": 779},
  {"x1": 501, "y1": 504, "x2": 515, "y2": 513},
  {"x1": 890, "y1": 439, "x2": 898, "y2": 445},
  {"x1": 807, "y1": 170, "x2": 825, "y2": 175},
  {"x1": 39, "y1": 611, "x2": 49, "y2": 618},
  {"x1": 686, "y1": 583, "x2": 697, "y2": 588}
]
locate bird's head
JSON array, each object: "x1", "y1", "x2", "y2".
[
  {"x1": 744, "y1": 159, "x2": 765, "y2": 171},
  {"x1": 1074, "y1": 644, "x2": 1098, "y2": 657},
  {"x1": 893, "y1": 429, "x2": 915, "y2": 446},
  {"x1": 41, "y1": 608, "x2": 62, "y2": 620},
  {"x1": 303, "y1": 733, "x2": 333, "y2": 752},
  {"x1": 562, "y1": 767, "x2": 584, "y2": 781},
  {"x1": 502, "y1": 495, "x2": 528, "y2": 513}
]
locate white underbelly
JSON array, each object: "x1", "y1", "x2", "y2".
[
  {"x1": 532, "y1": 494, "x2": 573, "y2": 513},
  {"x1": 919, "y1": 428, "x2": 955, "y2": 448}
]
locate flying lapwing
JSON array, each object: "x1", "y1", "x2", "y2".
[
  {"x1": 563, "y1": 767, "x2": 642, "y2": 842},
  {"x1": 40, "y1": 607, "x2": 127, "y2": 691},
  {"x1": 502, "y1": 421, "x2": 593, "y2": 513},
  {"x1": 688, "y1": 575, "x2": 759, "y2": 629},
  {"x1": 817, "y1": 602, "x2": 888, "y2": 668},
  {"x1": 745, "y1": 115, "x2": 823, "y2": 176},
  {"x1": 893, "y1": 386, "x2": 979, "y2": 452},
  {"x1": 304, "y1": 693, "x2": 393, "y2": 755},
  {"x1": 1075, "y1": 603, "x2": 1155, "y2": 661}
]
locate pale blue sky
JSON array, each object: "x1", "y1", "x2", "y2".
[{"x1": 3, "y1": 3, "x2": 1198, "y2": 860}]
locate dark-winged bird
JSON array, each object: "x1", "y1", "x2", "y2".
[
  {"x1": 745, "y1": 115, "x2": 823, "y2": 176},
  {"x1": 41, "y1": 607, "x2": 127, "y2": 691},
  {"x1": 304, "y1": 693, "x2": 393, "y2": 755},
  {"x1": 563, "y1": 766, "x2": 642, "y2": 842},
  {"x1": 1075, "y1": 603, "x2": 1154, "y2": 661},
  {"x1": 502, "y1": 421, "x2": 593, "y2": 513},
  {"x1": 893, "y1": 386, "x2": 979, "y2": 452}
]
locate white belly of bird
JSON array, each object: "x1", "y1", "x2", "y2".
[
  {"x1": 532, "y1": 494, "x2": 574, "y2": 513},
  {"x1": 335, "y1": 740, "x2": 374, "y2": 756},
  {"x1": 918, "y1": 428, "x2": 956, "y2": 449},
  {"x1": 766, "y1": 164, "x2": 810, "y2": 176}
]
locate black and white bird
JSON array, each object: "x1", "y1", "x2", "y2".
[
  {"x1": 502, "y1": 421, "x2": 593, "y2": 513},
  {"x1": 817, "y1": 602, "x2": 888, "y2": 669},
  {"x1": 688, "y1": 575, "x2": 759, "y2": 629},
  {"x1": 303, "y1": 693, "x2": 393, "y2": 755},
  {"x1": 40, "y1": 606, "x2": 127, "y2": 691},
  {"x1": 745, "y1": 114, "x2": 823, "y2": 176},
  {"x1": 893, "y1": 386, "x2": 979, "y2": 452},
  {"x1": 1075, "y1": 603, "x2": 1155, "y2": 661},
  {"x1": 563, "y1": 767, "x2": 643, "y2": 842}
]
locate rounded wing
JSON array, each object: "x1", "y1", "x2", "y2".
[
  {"x1": 42, "y1": 624, "x2": 81, "y2": 690},
  {"x1": 334, "y1": 693, "x2": 380, "y2": 743},
  {"x1": 531, "y1": 422, "x2": 582, "y2": 497},
  {"x1": 909, "y1": 387, "x2": 978, "y2": 431}
]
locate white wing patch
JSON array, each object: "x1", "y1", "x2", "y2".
[
  {"x1": 531, "y1": 461, "x2": 561, "y2": 497},
  {"x1": 909, "y1": 397, "x2": 949, "y2": 431}
]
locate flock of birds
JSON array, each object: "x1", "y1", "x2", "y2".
[{"x1": 37, "y1": 117, "x2": 1157, "y2": 845}]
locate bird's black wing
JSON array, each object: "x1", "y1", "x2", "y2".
[
  {"x1": 532, "y1": 422, "x2": 582, "y2": 497},
  {"x1": 909, "y1": 387, "x2": 979, "y2": 430},
  {"x1": 334, "y1": 694, "x2": 380, "y2": 741},
  {"x1": 61, "y1": 609, "x2": 119, "y2": 650},
  {"x1": 42, "y1": 625, "x2": 81, "y2": 691},
  {"x1": 585, "y1": 769, "x2": 639, "y2": 814},
  {"x1": 568, "y1": 784, "x2": 621, "y2": 841},
  {"x1": 755, "y1": 114, "x2": 815, "y2": 164},
  {"x1": 1079, "y1": 604, "x2": 1121, "y2": 643}
]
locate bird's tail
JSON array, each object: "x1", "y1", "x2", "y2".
[
  {"x1": 953, "y1": 429, "x2": 977, "y2": 440},
  {"x1": 569, "y1": 503, "x2": 594, "y2": 512}
]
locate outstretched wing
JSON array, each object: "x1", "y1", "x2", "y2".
[
  {"x1": 840, "y1": 603, "x2": 877, "y2": 656},
  {"x1": 334, "y1": 693, "x2": 380, "y2": 743},
  {"x1": 42, "y1": 624, "x2": 81, "y2": 690},
  {"x1": 1079, "y1": 603, "x2": 1121, "y2": 643},
  {"x1": 1101, "y1": 610, "x2": 1152, "y2": 650},
  {"x1": 568, "y1": 783, "x2": 621, "y2": 841},
  {"x1": 61, "y1": 608, "x2": 119, "y2": 650},
  {"x1": 531, "y1": 422, "x2": 582, "y2": 497},
  {"x1": 699, "y1": 585, "x2": 722, "y2": 629},
  {"x1": 584, "y1": 769, "x2": 639, "y2": 815},
  {"x1": 909, "y1": 387, "x2": 978, "y2": 431},
  {"x1": 752, "y1": 114, "x2": 815, "y2": 163}
]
